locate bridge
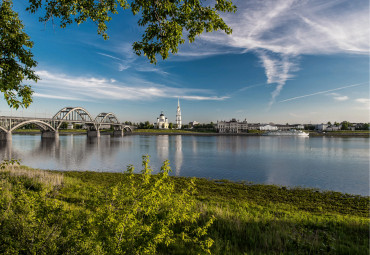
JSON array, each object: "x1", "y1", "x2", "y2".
[{"x1": 0, "y1": 106, "x2": 133, "y2": 140}]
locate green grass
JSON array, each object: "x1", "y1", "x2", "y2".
[
  {"x1": 13, "y1": 128, "x2": 41, "y2": 132},
  {"x1": 59, "y1": 129, "x2": 87, "y2": 133},
  {"x1": 13, "y1": 129, "x2": 87, "y2": 133},
  {"x1": 135, "y1": 129, "x2": 202, "y2": 133},
  {"x1": 1, "y1": 164, "x2": 368, "y2": 254},
  {"x1": 328, "y1": 130, "x2": 370, "y2": 133}
]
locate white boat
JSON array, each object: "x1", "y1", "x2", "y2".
[{"x1": 263, "y1": 129, "x2": 309, "y2": 136}]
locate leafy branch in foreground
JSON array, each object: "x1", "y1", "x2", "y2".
[
  {"x1": 1, "y1": 0, "x2": 236, "y2": 108},
  {"x1": 0, "y1": 0, "x2": 38, "y2": 109},
  {"x1": 27, "y1": 0, "x2": 236, "y2": 63}
]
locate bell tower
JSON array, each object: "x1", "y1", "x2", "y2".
[{"x1": 176, "y1": 98, "x2": 182, "y2": 129}]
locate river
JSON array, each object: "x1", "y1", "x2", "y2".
[{"x1": 0, "y1": 134, "x2": 368, "y2": 196}]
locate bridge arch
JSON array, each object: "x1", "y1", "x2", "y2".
[
  {"x1": 0, "y1": 126, "x2": 8, "y2": 133},
  {"x1": 95, "y1": 112, "x2": 120, "y2": 130},
  {"x1": 52, "y1": 107, "x2": 96, "y2": 130},
  {"x1": 123, "y1": 126, "x2": 133, "y2": 132},
  {"x1": 9, "y1": 120, "x2": 56, "y2": 133}
]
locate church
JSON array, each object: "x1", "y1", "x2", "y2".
[
  {"x1": 154, "y1": 99, "x2": 182, "y2": 129},
  {"x1": 154, "y1": 111, "x2": 169, "y2": 129}
]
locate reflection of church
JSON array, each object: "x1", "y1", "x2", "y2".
[{"x1": 154, "y1": 111, "x2": 169, "y2": 129}]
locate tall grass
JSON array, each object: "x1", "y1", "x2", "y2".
[
  {"x1": 0, "y1": 163, "x2": 63, "y2": 188},
  {"x1": 0, "y1": 158, "x2": 368, "y2": 254}
]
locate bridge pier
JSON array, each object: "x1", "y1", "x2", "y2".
[
  {"x1": 41, "y1": 131, "x2": 59, "y2": 139},
  {"x1": 113, "y1": 130, "x2": 124, "y2": 136},
  {"x1": 0, "y1": 132, "x2": 12, "y2": 141},
  {"x1": 87, "y1": 130, "x2": 100, "y2": 137}
]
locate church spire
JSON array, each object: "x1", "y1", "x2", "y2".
[{"x1": 176, "y1": 98, "x2": 182, "y2": 129}]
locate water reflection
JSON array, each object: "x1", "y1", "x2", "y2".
[
  {"x1": 0, "y1": 134, "x2": 368, "y2": 195},
  {"x1": 174, "y1": 136, "x2": 183, "y2": 176},
  {"x1": 156, "y1": 135, "x2": 169, "y2": 162}
]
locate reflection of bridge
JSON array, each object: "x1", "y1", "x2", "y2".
[{"x1": 0, "y1": 106, "x2": 133, "y2": 140}]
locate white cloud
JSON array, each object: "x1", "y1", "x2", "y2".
[
  {"x1": 355, "y1": 98, "x2": 370, "y2": 110},
  {"x1": 33, "y1": 93, "x2": 85, "y2": 101},
  {"x1": 333, "y1": 96, "x2": 348, "y2": 101},
  {"x1": 181, "y1": 0, "x2": 369, "y2": 104},
  {"x1": 181, "y1": 95, "x2": 229, "y2": 101},
  {"x1": 356, "y1": 98, "x2": 370, "y2": 104},
  {"x1": 279, "y1": 82, "x2": 367, "y2": 103},
  {"x1": 33, "y1": 70, "x2": 227, "y2": 102}
]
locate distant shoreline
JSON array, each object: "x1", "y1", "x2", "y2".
[{"x1": 11, "y1": 130, "x2": 369, "y2": 137}]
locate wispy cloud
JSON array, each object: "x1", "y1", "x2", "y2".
[
  {"x1": 97, "y1": 52, "x2": 122, "y2": 61},
  {"x1": 33, "y1": 93, "x2": 85, "y2": 101},
  {"x1": 135, "y1": 66, "x2": 169, "y2": 76},
  {"x1": 279, "y1": 82, "x2": 367, "y2": 103},
  {"x1": 181, "y1": 0, "x2": 369, "y2": 104},
  {"x1": 333, "y1": 96, "x2": 349, "y2": 101},
  {"x1": 181, "y1": 95, "x2": 229, "y2": 101},
  {"x1": 33, "y1": 70, "x2": 227, "y2": 102},
  {"x1": 355, "y1": 98, "x2": 370, "y2": 110},
  {"x1": 97, "y1": 46, "x2": 170, "y2": 76}
]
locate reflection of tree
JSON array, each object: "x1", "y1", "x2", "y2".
[
  {"x1": 2, "y1": 135, "x2": 134, "y2": 171},
  {"x1": 156, "y1": 135, "x2": 169, "y2": 162},
  {"x1": 174, "y1": 136, "x2": 183, "y2": 176}
]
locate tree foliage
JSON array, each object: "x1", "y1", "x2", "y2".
[
  {"x1": 27, "y1": 0, "x2": 236, "y2": 63},
  {"x1": 0, "y1": 0, "x2": 38, "y2": 109},
  {"x1": 0, "y1": 0, "x2": 236, "y2": 108}
]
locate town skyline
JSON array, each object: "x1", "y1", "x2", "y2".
[{"x1": 0, "y1": 0, "x2": 368, "y2": 124}]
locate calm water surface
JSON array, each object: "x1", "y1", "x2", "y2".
[{"x1": 1, "y1": 134, "x2": 369, "y2": 195}]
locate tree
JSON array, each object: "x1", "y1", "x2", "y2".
[
  {"x1": 362, "y1": 123, "x2": 369, "y2": 130},
  {"x1": 1, "y1": 0, "x2": 236, "y2": 109},
  {"x1": 0, "y1": 0, "x2": 38, "y2": 109},
  {"x1": 168, "y1": 122, "x2": 173, "y2": 129},
  {"x1": 341, "y1": 121, "x2": 349, "y2": 130}
]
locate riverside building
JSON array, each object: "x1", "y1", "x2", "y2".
[
  {"x1": 217, "y1": 118, "x2": 248, "y2": 133},
  {"x1": 154, "y1": 111, "x2": 169, "y2": 129}
]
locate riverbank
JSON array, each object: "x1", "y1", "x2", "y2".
[
  {"x1": 309, "y1": 131, "x2": 370, "y2": 137},
  {"x1": 11, "y1": 129, "x2": 370, "y2": 137},
  {"x1": 1, "y1": 163, "x2": 368, "y2": 254}
]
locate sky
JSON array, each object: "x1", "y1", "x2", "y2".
[{"x1": 1, "y1": 0, "x2": 369, "y2": 124}]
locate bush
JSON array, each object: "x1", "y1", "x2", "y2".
[{"x1": 0, "y1": 157, "x2": 214, "y2": 254}]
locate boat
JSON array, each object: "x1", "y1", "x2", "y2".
[{"x1": 262, "y1": 129, "x2": 309, "y2": 136}]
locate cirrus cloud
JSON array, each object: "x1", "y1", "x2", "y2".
[
  {"x1": 32, "y1": 70, "x2": 228, "y2": 102},
  {"x1": 181, "y1": 0, "x2": 369, "y2": 105}
]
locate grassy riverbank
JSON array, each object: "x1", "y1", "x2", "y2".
[
  {"x1": 13, "y1": 129, "x2": 87, "y2": 133},
  {"x1": 0, "y1": 159, "x2": 368, "y2": 254}
]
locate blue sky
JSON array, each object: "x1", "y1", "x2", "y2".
[{"x1": 2, "y1": 0, "x2": 369, "y2": 124}]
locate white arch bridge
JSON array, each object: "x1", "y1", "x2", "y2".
[{"x1": 0, "y1": 107, "x2": 133, "y2": 140}]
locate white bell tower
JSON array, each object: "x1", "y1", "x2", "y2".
[{"x1": 176, "y1": 98, "x2": 182, "y2": 129}]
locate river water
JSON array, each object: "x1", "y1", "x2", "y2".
[{"x1": 0, "y1": 134, "x2": 368, "y2": 196}]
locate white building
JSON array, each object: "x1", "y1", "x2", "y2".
[
  {"x1": 217, "y1": 118, "x2": 248, "y2": 133},
  {"x1": 189, "y1": 121, "x2": 199, "y2": 128},
  {"x1": 316, "y1": 124, "x2": 328, "y2": 131},
  {"x1": 260, "y1": 124, "x2": 278, "y2": 131},
  {"x1": 154, "y1": 112, "x2": 169, "y2": 129},
  {"x1": 176, "y1": 98, "x2": 182, "y2": 129}
]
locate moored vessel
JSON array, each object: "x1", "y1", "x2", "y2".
[{"x1": 263, "y1": 129, "x2": 309, "y2": 136}]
